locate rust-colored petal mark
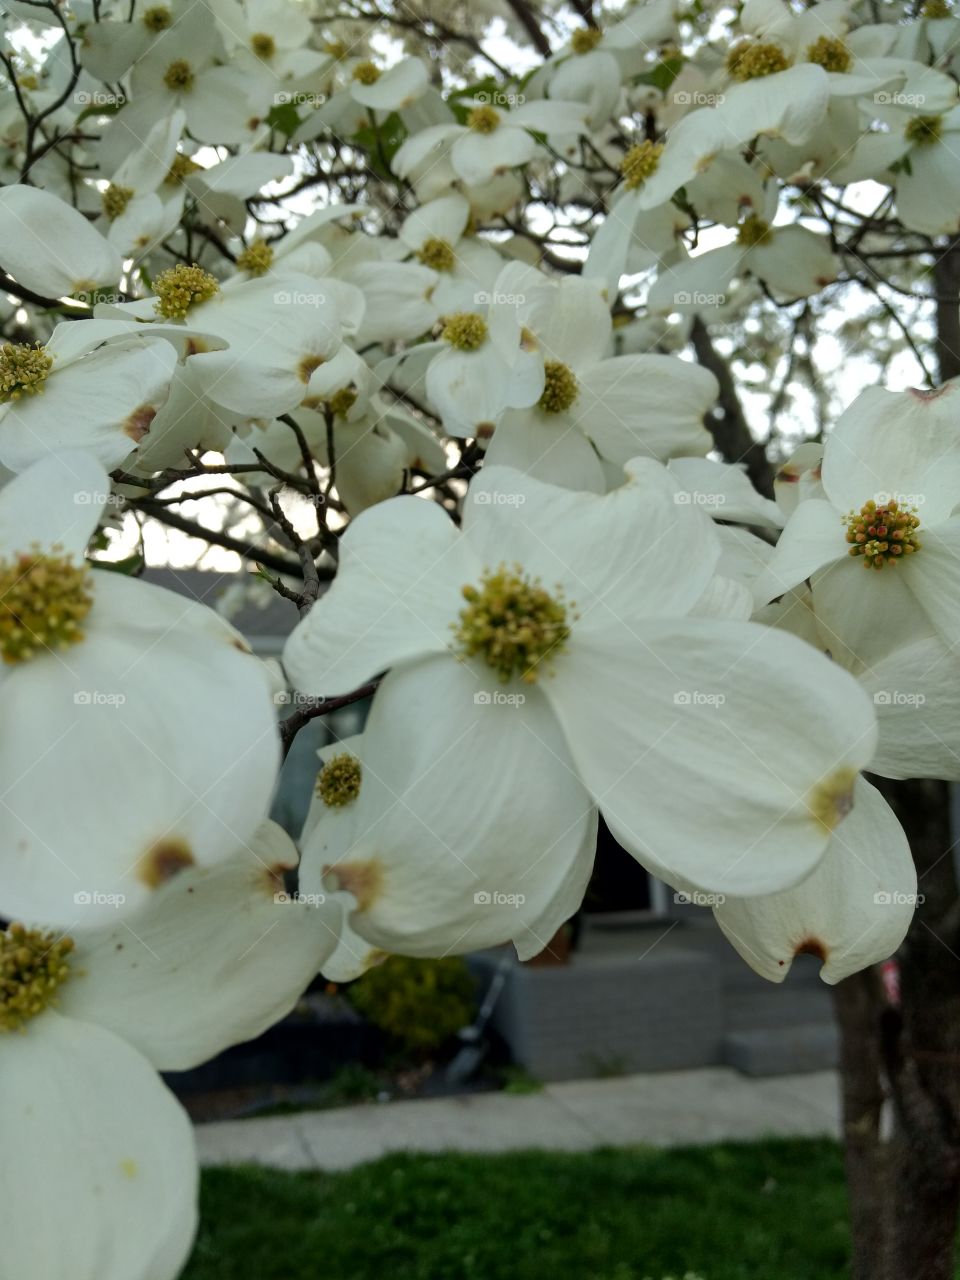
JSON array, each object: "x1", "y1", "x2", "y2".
[
  {"x1": 138, "y1": 837, "x2": 196, "y2": 888},
  {"x1": 323, "y1": 859, "x2": 383, "y2": 910},
  {"x1": 909, "y1": 385, "x2": 949, "y2": 400},
  {"x1": 794, "y1": 936, "x2": 828, "y2": 962},
  {"x1": 297, "y1": 354, "x2": 325, "y2": 384},
  {"x1": 123, "y1": 404, "x2": 158, "y2": 442}
]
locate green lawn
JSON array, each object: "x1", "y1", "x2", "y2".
[{"x1": 183, "y1": 1138, "x2": 853, "y2": 1280}]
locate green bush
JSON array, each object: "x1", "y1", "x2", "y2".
[{"x1": 347, "y1": 956, "x2": 476, "y2": 1054}]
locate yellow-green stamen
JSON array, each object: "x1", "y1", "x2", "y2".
[
  {"x1": 843, "y1": 499, "x2": 922, "y2": 569},
  {"x1": 0, "y1": 547, "x2": 93, "y2": 663},
  {"x1": 737, "y1": 214, "x2": 773, "y2": 247},
  {"x1": 163, "y1": 59, "x2": 194, "y2": 92},
  {"x1": 316, "y1": 752, "x2": 362, "y2": 806},
  {"x1": 571, "y1": 28, "x2": 603, "y2": 54},
  {"x1": 727, "y1": 40, "x2": 792, "y2": 81},
  {"x1": 0, "y1": 923, "x2": 74, "y2": 1032},
  {"x1": 352, "y1": 60, "x2": 380, "y2": 85},
  {"x1": 538, "y1": 361, "x2": 578, "y2": 414},
  {"x1": 417, "y1": 237, "x2": 457, "y2": 272},
  {"x1": 142, "y1": 5, "x2": 172, "y2": 30},
  {"x1": 442, "y1": 312, "x2": 488, "y2": 351},
  {"x1": 806, "y1": 35, "x2": 851, "y2": 73},
  {"x1": 453, "y1": 564, "x2": 573, "y2": 683},
  {"x1": 101, "y1": 183, "x2": 135, "y2": 220},
  {"x1": 621, "y1": 140, "x2": 663, "y2": 190},
  {"x1": 905, "y1": 115, "x2": 943, "y2": 146},
  {"x1": 236, "y1": 239, "x2": 274, "y2": 276},
  {"x1": 327, "y1": 385, "x2": 359, "y2": 418},
  {"x1": 153, "y1": 263, "x2": 219, "y2": 319},
  {"x1": 0, "y1": 343, "x2": 53, "y2": 402},
  {"x1": 164, "y1": 152, "x2": 202, "y2": 185},
  {"x1": 250, "y1": 32, "x2": 276, "y2": 59},
  {"x1": 467, "y1": 105, "x2": 501, "y2": 133}
]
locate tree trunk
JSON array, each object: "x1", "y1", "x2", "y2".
[{"x1": 837, "y1": 780, "x2": 960, "y2": 1280}]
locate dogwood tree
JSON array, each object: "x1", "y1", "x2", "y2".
[{"x1": 0, "y1": 0, "x2": 959, "y2": 1274}]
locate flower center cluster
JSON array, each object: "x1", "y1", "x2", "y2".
[
  {"x1": 442, "y1": 312, "x2": 488, "y2": 351},
  {"x1": 153, "y1": 263, "x2": 220, "y2": 319},
  {"x1": 327, "y1": 385, "x2": 359, "y2": 417},
  {"x1": 0, "y1": 343, "x2": 53, "y2": 402},
  {"x1": 0, "y1": 548, "x2": 94, "y2": 663},
  {"x1": 923, "y1": 0, "x2": 951, "y2": 16},
  {"x1": 236, "y1": 239, "x2": 275, "y2": 275},
  {"x1": 316, "y1": 752, "x2": 363, "y2": 806},
  {"x1": 467, "y1": 105, "x2": 501, "y2": 133},
  {"x1": 142, "y1": 4, "x2": 172, "y2": 30},
  {"x1": 538, "y1": 361, "x2": 578, "y2": 413},
  {"x1": 727, "y1": 40, "x2": 792, "y2": 81},
  {"x1": 0, "y1": 924, "x2": 74, "y2": 1032},
  {"x1": 165, "y1": 152, "x2": 201, "y2": 185},
  {"x1": 101, "y1": 183, "x2": 135, "y2": 220},
  {"x1": 352, "y1": 60, "x2": 381, "y2": 85},
  {"x1": 737, "y1": 214, "x2": 773, "y2": 247},
  {"x1": 843, "y1": 499, "x2": 921, "y2": 568},
  {"x1": 163, "y1": 58, "x2": 195, "y2": 92},
  {"x1": 417, "y1": 237, "x2": 457, "y2": 272},
  {"x1": 806, "y1": 35, "x2": 851, "y2": 72},
  {"x1": 571, "y1": 28, "x2": 603, "y2": 54},
  {"x1": 324, "y1": 38, "x2": 348, "y2": 58},
  {"x1": 905, "y1": 114, "x2": 943, "y2": 146},
  {"x1": 620, "y1": 140, "x2": 663, "y2": 190},
  {"x1": 250, "y1": 32, "x2": 276, "y2": 59},
  {"x1": 454, "y1": 564, "x2": 572, "y2": 683}
]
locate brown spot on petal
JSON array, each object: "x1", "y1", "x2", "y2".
[
  {"x1": 138, "y1": 838, "x2": 195, "y2": 888},
  {"x1": 185, "y1": 337, "x2": 214, "y2": 356},
  {"x1": 323, "y1": 859, "x2": 383, "y2": 910},
  {"x1": 794, "y1": 936, "x2": 828, "y2": 962},
  {"x1": 476, "y1": 421, "x2": 496, "y2": 440},
  {"x1": 123, "y1": 404, "x2": 157, "y2": 442},
  {"x1": 263, "y1": 863, "x2": 289, "y2": 895},
  {"x1": 909, "y1": 385, "x2": 949, "y2": 400},
  {"x1": 298, "y1": 354, "x2": 325, "y2": 384}
]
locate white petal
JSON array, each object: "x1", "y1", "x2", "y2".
[
  {"x1": 61, "y1": 822, "x2": 341, "y2": 1070},
  {"x1": 400, "y1": 193, "x2": 470, "y2": 250},
  {"x1": 574, "y1": 354, "x2": 717, "y2": 464},
  {"x1": 305, "y1": 654, "x2": 596, "y2": 957},
  {"x1": 544, "y1": 620, "x2": 878, "y2": 896},
  {"x1": 752, "y1": 498, "x2": 846, "y2": 604},
  {"x1": 821, "y1": 382, "x2": 960, "y2": 526},
  {"x1": 714, "y1": 777, "x2": 916, "y2": 984},
  {"x1": 860, "y1": 636, "x2": 960, "y2": 780},
  {"x1": 283, "y1": 495, "x2": 478, "y2": 695},
  {"x1": 464, "y1": 457, "x2": 721, "y2": 635},
  {"x1": 484, "y1": 407, "x2": 607, "y2": 492},
  {"x1": 0, "y1": 450, "x2": 107, "y2": 558},
  {"x1": 902, "y1": 515, "x2": 960, "y2": 647},
  {"x1": 0, "y1": 575, "x2": 279, "y2": 926},
  {"x1": 0, "y1": 186, "x2": 122, "y2": 296},
  {"x1": 668, "y1": 457, "x2": 784, "y2": 529},
  {"x1": 0, "y1": 1012, "x2": 196, "y2": 1280},
  {"x1": 351, "y1": 57, "x2": 429, "y2": 110},
  {"x1": 451, "y1": 127, "x2": 536, "y2": 186}
]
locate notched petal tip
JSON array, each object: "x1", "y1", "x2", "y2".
[
  {"x1": 138, "y1": 837, "x2": 196, "y2": 888},
  {"x1": 323, "y1": 858, "x2": 383, "y2": 911}
]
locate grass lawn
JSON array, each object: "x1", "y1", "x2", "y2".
[{"x1": 183, "y1": 1138, "x2": 854, "y2": 1280}]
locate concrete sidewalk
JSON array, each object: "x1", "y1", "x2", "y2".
[{"x1": 195, "y1": 1067, "x2": 840, "y2": 1172}]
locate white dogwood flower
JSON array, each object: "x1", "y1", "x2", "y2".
[
  {"x1": 0, "y1": 452, "x2": 280, "y2": 926},
  {"x1": 284, "y1": 460, "x2": 877, "y2": 902}
]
